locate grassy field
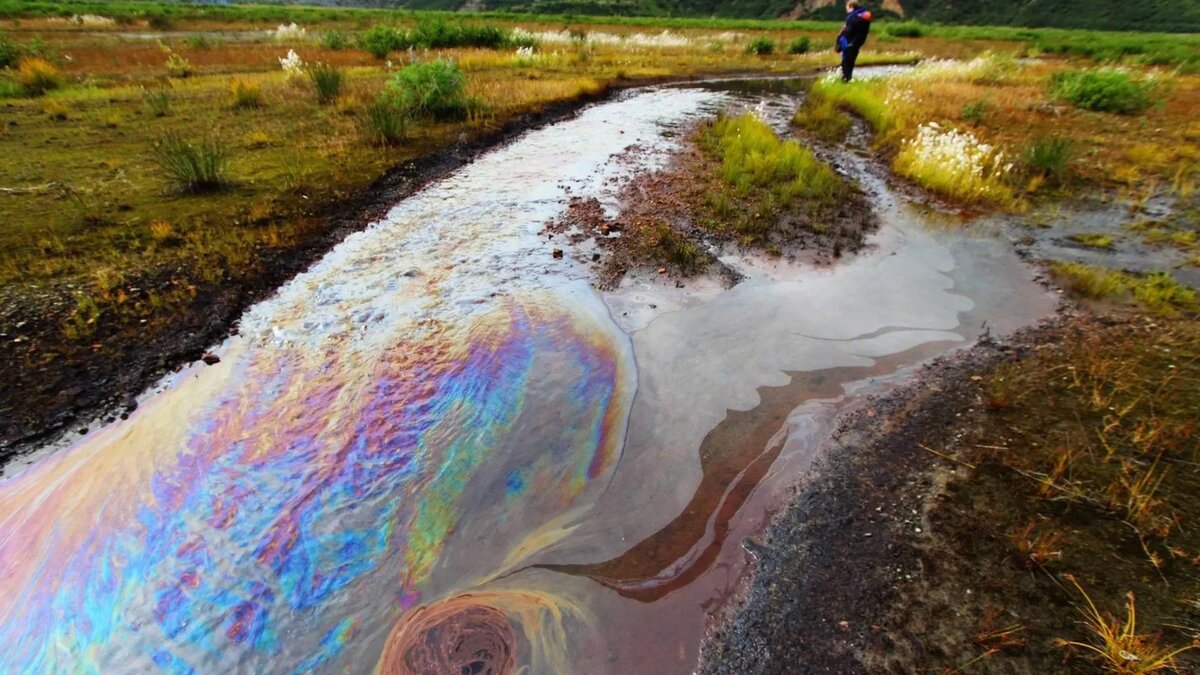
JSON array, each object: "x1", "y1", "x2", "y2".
[{"x1": 795, "y1": 53, "x2": 1200, "y2": 207}]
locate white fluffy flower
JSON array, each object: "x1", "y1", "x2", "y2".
[
  {"x1": 279, "y1": 49, "x2": 305, "y2": 79},
  {"x1": 273, "y1": 22, "x2": 307, "y2": 41}
]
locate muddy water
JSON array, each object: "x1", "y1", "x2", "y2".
[{"x1": 0, "y1": 82, "x2": 1054, "y2": 674}]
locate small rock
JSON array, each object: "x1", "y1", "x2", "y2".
[
  {"x1": 201, "y1": 353, "x2": 221, "y2": 366},
  {"x1": 592, "y1": 253, "x2": 601, "y2": 262},
  {"x1": 657, "y1": 267, "x2": 667, "y2": 274},
  {"x1": 552, "y1": 248, "x2": 564, "y2": 259}
]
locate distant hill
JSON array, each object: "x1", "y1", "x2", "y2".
[
  {"x1": 330, "y1": 0, "x2": 1200, "y2": 32},
  {"x1": 136, "y1": 0, "x2": 1199, "y2": 32}
]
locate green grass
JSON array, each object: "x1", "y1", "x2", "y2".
[
  {"x1": 793, "y1": 95, "x2": 851, "y2": 142},
  {"x1": 1050, "y1": 68, "x2": 1160, "y2": 115},
  {"x1": 744, "y1": 36, "x2": 774, "y2": 56},
  {"x1": 1052, "y1": 262, "x2": 1198, "y2": 316},
  {"x1": 151, "y1": 132, "x2": 229, "y2": 192},
  {"x1": 307, "y1": 62, "x2": 343, "y2": 105},
  {"x1": 786, "y1": 36, "x2": 810, "y2": 55},
  {"x1": 960, "y1": 99, "x2": 989, "y2": 124},
  {"x1": 1067, "y1": 232, "x2": 1114, "y2": 249},
  {"x1": 1021, "y1": 136, "x2": 1073, "y2": 180},
  {"x1": 697, "y1": 113, "x2": 842, "y2": 241},
  {"x1": 363, "y1": 93, "x2": 408, "y2": 145},
  {"x1": 386, "y1": 59, "x2": 472, "y2": 120}
]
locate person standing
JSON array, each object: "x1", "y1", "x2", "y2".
[{"x1": 835, "y1": 0, "x2": 873, "y2": 82}]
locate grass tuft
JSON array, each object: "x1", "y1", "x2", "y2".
[
  {"x1": 229, "y1": 78, "x2": 264, "y2": 109},
  {"x1": 151, "y1": 132, "x2": 229, "y2": 192},
  {"x1": 1057, "y1": 576, "x2": 1194, "y2": 674},
  {"x1": 386, "y1": 59, "x2": 472, "y2": 120},
  {"x1": 16, "y1": 57, "x2": 62, "y2": 96},
  {"x1": 744, "y1": 36, "x2": 774, "y2": 55},
  {"x1": 307, "y1": 62, "x2": 343, "y2": 105},
  {"x1": 362, "y1": 93, "x2": 407, "y2": 145},
  {"x1": 1022, "y1": 136, "x2": 1073, "y2": 181},
  {"x1": 786, "y1": 36, "x2": 810, "y2": 55},
  {"x1": 1051, "y1": 263, "x2": 1198, "y2": 316},
  {"x1": 0, "y1": 30, "x2": 22, "y2": 69}
]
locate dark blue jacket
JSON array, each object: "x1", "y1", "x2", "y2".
[{"x1": 838, "y1": 7, "x2": 873, "y2": 51}]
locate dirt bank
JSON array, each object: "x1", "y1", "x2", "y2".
[{"x1": 700, "y1": 309, "x2": 1200, "y2": 674}]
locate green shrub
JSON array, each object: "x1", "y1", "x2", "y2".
[
  {"x1": 745, "y1": 36, "x2": 774, "y2": 55},
  {"x1": 787, "y1": 36, "x2": 810, "y2": 55},
  {"x1": 387, "y1": 59, "x2": 470, "y2": 120},
  {"x1": 0, "y1": 31, "x2": 23, "y2": 69},
  {"x1": 960, "y1": 99, "x2": 990, "y2": 124},
  {"x1": 1022, "y1": 137, "x2": 1073, "y2": 180},
  {"x1": 307, "y1": 62, "x2": 343, "y2": 104},
  {"x1": 321, "y1": 30, "x2": 350, "y2": 51},
  {"x1": 884, "y1": 22, "x2": 926, "y2": 38},
  {"x1": 186, "y1": 34, "x2": 210, "y2": 50},
  {"x1": 142, "y1": 86, "x2": 170, "y2": 116},
  {"x1": 151, "y1": 133, "x2": 228, "y2": 192},
  {"x1": 16, "y1": 57, "x2": 62, "y2": 96},
  {"x1": 360, "y1": 24, "x2": 402, "y2": 59},
  {"x1": 362, "y1": 94, "x2": 407, "y2": 145},
  {"x1": 1049, "y1": 69, "x2": 1159, "y2": 115}
]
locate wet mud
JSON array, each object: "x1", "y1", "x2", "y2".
[{"x1": 698, "y1": 319, "x2": 1073, "y2": 674}]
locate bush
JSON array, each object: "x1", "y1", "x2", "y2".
[
  {"x1": 321, "y1": 30, "x2": 349, "y2": 51},
  {"x1": 151, "y1": 133, "x2": 228, "y2": 192},
  {"x1": 16, "y1": 57, "x2": 63, "y2": 96},
  {"x1": 744, "y1": 36, "x2": 774, "y2": 56},
  {"x1": 387, "y1": 60, "x2": 470, "y2": 120},
  {"x1": 786, "y1": 36, "x2": 810, "y2": 55},
  {"x1": 186, "y1": 34, "x2": 210, "y2": 50},
  {"x1": 0, "y1": 31, "x2": 23, "y2": 69},
  {"x1": 229, "y1": 79, "x2": 264, "y2": 109},
  {"x1": 1049, "y1": 69, "x2": 1158, "y2": 115},
  {"x1": 362, "y1": 94, "x2": 407, "y2": 145},
  {"x1": 307, "y1": 62, "x2": 342, "y2": 104},
  {"x1": 1022, "y1": 137, "x2": 1073, "y2": 180},
  {"x1": 359, "y1": 24, "x2": 402, "y2": 59}
]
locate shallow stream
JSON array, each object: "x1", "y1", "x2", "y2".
[{"x1": 0, "y1": 78, "x2": 1055, "y2": 674}]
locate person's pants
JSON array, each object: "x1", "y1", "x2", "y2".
[{"x1": 841, "y1": 46, "x2": 860, "y2": 82}]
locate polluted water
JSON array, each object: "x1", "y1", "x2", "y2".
[{"x1": 0, "y1": 79, "x2": 1055, "y2": 674}]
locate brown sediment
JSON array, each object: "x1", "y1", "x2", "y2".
[
  {"x1": 543, "y1": 341, "x2": 956, "y2": 603},
  {"x1": 377, "y1": 596, "x2": 515, "y2": 675}
]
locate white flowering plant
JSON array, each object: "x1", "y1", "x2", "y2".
[
  {"x1": 279, "y1": 49, "x2": 305, "y2": 81},
  {"x1": 273, "y1": 22, "x2": 307, "y2": 42},
  {"x1": 894, "y1": 121, "x2": 1016, "y2": 205}
]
